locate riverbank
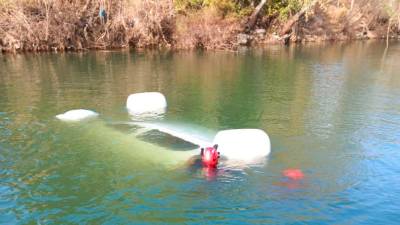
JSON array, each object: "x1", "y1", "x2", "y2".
[{"x1": 1, "y1": 0, "x2": 399, "y2": 53}]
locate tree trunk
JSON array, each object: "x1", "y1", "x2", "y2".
[
  {"x1": 280, "y1": 0, "x2": 319, "y2": 36},
  {"x1": 350, "y1": 0, "x2": 355, "y2": 11},
  {"x1": 244, "y1": 0, "x2": 267, "y2": 32}
]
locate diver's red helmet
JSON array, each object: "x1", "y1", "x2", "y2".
[{"x1": 201, "y1": 144, "x2": 220, "y2": 168}]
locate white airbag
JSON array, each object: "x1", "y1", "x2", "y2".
[
  {"x1": 126, "y1": 92, "x2": 167, "y2": 115},
  {"x1": 213, "y1": 129, "x2": 271, "y2": 160},
  {"x1": 56, "y1": 109, "x2": 99, "y2": 122}
]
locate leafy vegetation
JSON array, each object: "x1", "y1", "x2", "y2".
[{"x1": 174, "y1": 0, "x2": 315, "y2": 19}]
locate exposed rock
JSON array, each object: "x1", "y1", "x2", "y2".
[
  {"x1": 254, "y1": 29, "x2": 266, "y2": 40},
  {"x1": 237, "y1": 33, "x2": 251, "y2": 45},
  {"x1": 255, "y1": 28, "x2": 266, "y2": 35},
  {"x1": 366, "y1": 30, "x2": 377, "y2": 39}
]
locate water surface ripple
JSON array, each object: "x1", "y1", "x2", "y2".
[{"x1": 1, "y1": 42, "x2": 400, "y2": 224}]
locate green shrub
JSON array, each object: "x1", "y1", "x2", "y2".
[
  {"x1": 174, "y1": 0, "x2": 206, "y2": 11},
  {"x1": 267, "y1": 0, "x2": 304, "y2": 20},
  {"x1": 174, "y1": 0, "x2": 255, "y2": 17},
  {"x1": 174, "y1": 0, "x2": 308, "y2": 19}
]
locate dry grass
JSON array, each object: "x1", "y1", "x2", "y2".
[
  {"x1": 175, "y1": 8, "x2": 241, "y2": 50},
  {"x1": 0, "y1": 0, "x2": 399, "y2": 52},
  {"x1": 277, "y1": 0, "x2": 400, "y2": 43},
  {"x1": 0, "y1": 0, "x2": 176, "y2": 52},
  {"x1": 0, "y1": 0, "x2": 239, "y2": 52}
]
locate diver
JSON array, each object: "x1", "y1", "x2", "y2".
[
  {"x1": 186, "y1": 144, "x2": 220, "y2": 168},
  {"x1": 200, "y1": 144, "x2": 220, "y2": 168},
  {"x1": 185, "y1": 144, "x2": 220, "y2": 179}
]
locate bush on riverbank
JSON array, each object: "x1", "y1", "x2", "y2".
[
  {"x1": 0, "y1": 0, "x2": 399, "y2": 52},
  {"x1": 0, "y1": 0, "x2": 175, "y2": 52}
]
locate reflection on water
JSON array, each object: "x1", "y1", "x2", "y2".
[{"x1": 1, "y1": 41, "x2": 400, "y2": 224}]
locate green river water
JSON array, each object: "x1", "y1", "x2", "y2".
[{"x1": 1, "y1": 41, "x2": 400, "y2": 224}]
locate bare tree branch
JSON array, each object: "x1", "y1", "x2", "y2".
[
  {"x1": 280, "y1": 0, "x2": 319, "y2": 36},
  {"x1": 244, "y1": 0, "x2": 267, "y2": 32}
]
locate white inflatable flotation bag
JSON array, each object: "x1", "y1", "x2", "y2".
[
  {"x1": 213, "y1": 129, "x2": 271, "y2": 161},
  {"x1": 56, "y1": 109, "x2": 99, "y2": 122},
  {"x1": 126, "y1": 92, "x2": 167, "y2": 116}
]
